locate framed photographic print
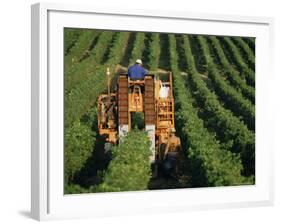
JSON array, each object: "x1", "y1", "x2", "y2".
[{"x1": 31, "y1": 2, "x2": 274, "y2": 221}]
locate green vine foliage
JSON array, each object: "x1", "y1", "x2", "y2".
[
  {"x1": 64, "y1": 184, "x2": 91, "y2": 194},
  {"x1": 64, "y1": 121, "x2": 96, "y2": 184},
  {"x1": 129, "y1": 32, "x2": 146, "y2": 66},
  {"x1": 242, "y1": 37, "x2": 255, "y2": 54},
  {"x1": 65, "y1": 31, "x2": 114, "y2": 93},
  {"x1": 182, "y1": 34, "x2": 255, "y2": 176},
  {"x1": 148, "y1": 33, "x2": 161, "y2": 70},
  {"x1": 220, "y1": 37, "x2": 255, "y2": 87},
  {"x1": 208, "y1": 36, "x2": 255, "y2": 103},
  {"x1": 64, "y1": 31, "x2": 131, "y2": 189},
  {"x1": 95, "y1": 130, "x2": 152, "y2": 192},
  {"x1": 64, "y1": 28, "x2": 81, "y2": 55},
  {"x1": 230, "y1": 37, "x2": 255, "y2": 72},
  {"x1": 63, "y1": 29, "x2": 256, "y2": 193},
  {"x1": 168, "y1": 34, "x2": 251, "y2": 186},
  {"x1": 64, "y1": 30, "x2": 100, "y2": 73},
  {"x1": 197, "y1": 36, "x2": 255, "y2": 131},
  {"x1": 65, "y1": 32, "x2": 130, "y2": 128}
]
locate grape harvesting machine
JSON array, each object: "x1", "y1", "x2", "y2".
[{"x1": 97, "y1": 68, "x2": 181, "y2": 175}]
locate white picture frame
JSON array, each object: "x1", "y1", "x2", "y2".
[{"x1": 31, "y1": 2, "x2": 274, "y2": 221}]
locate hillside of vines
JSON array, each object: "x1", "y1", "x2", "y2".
[{"x1": 64, "y1": 28, "x2": 255, "y2": 194}]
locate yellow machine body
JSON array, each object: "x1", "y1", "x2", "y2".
[{"x1": 97, "y1": 71, "x2": 180, "y2": 164}]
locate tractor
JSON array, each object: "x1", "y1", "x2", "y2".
[{"x1": 97, "y1": 68, "x2": 181, "y2": 176}]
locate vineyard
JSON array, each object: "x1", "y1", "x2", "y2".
[{"x1": 64, "y1": 28, "x2": 255, "y2": 194}]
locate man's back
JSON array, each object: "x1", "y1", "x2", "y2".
[{"x1": 128, "y1": 64, "x2": 147, "y2": 80}]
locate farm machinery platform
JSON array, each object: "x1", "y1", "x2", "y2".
[{"x1": 97, "y1": 68, "x2": 181, "y2": 173}]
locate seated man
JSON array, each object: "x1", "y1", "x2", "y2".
[
  {"x1": 163, "y1": 128, "x2": 182, "y2": 176},
  {"x1": 128, "y1": 59, "x2": 148, "y2": 80}
]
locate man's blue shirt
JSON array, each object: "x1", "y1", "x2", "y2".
[{"x1": 128, "y1": 64, "x2": 147, "y2": 80}]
